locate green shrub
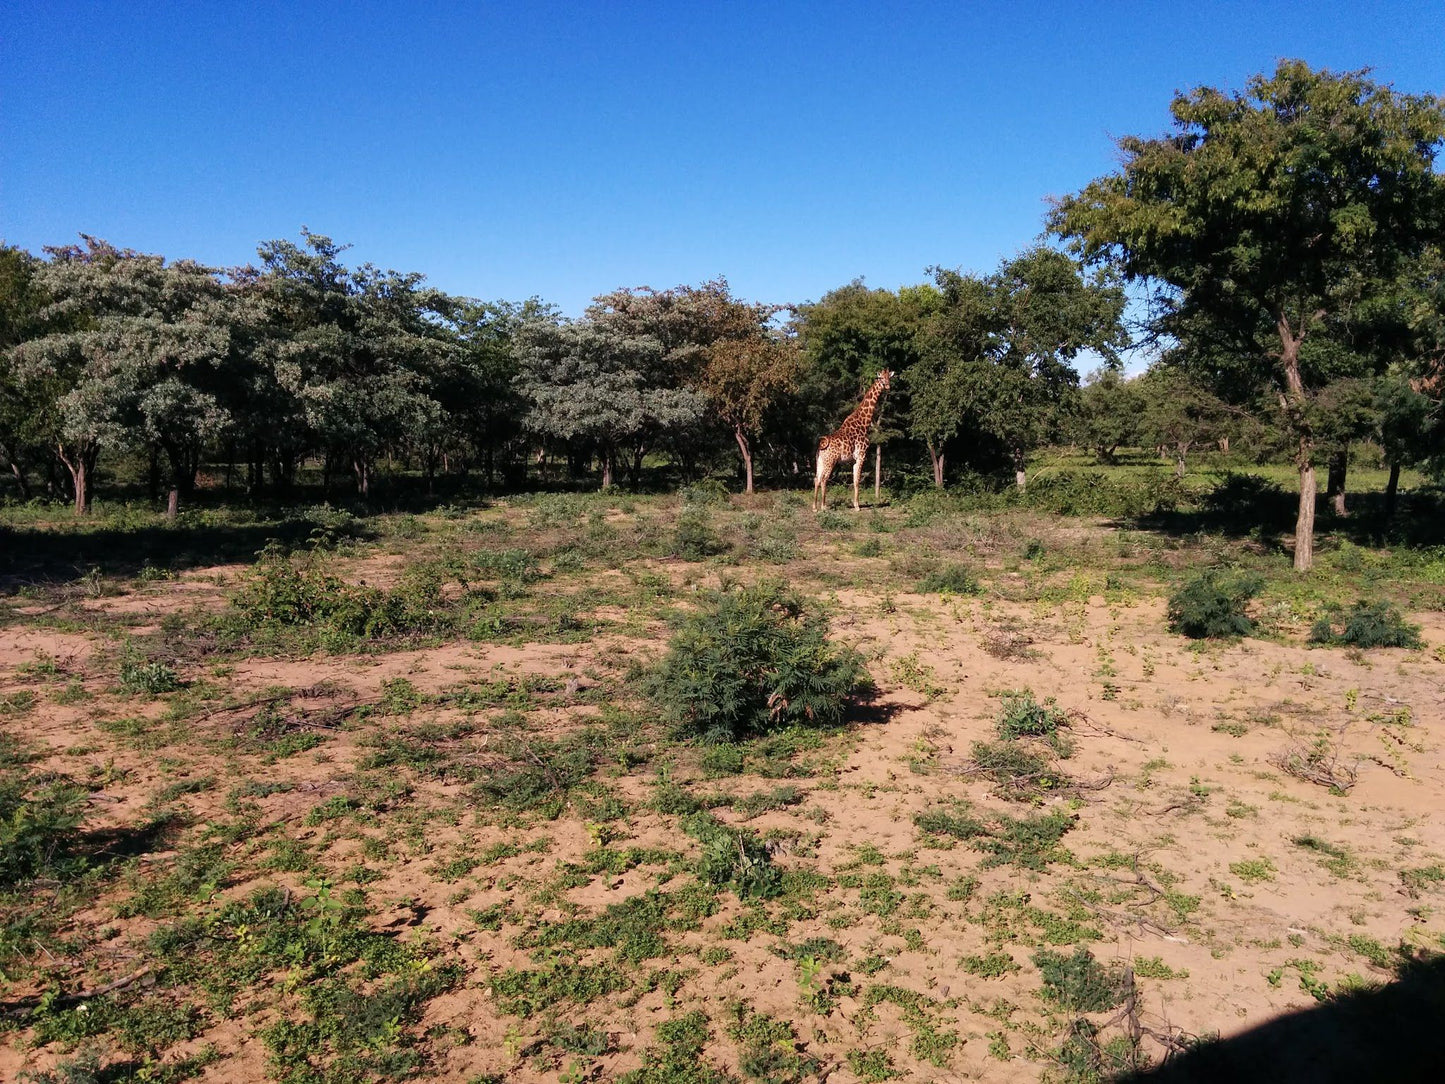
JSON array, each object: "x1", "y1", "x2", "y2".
[
  {"x1": 119, "y1": 660, "x2": 181, "y2": 695},
  {"x1": 1166, "y1": 571, "x2": 1263, "y2": 638},
  {"x1": 672, "y1": 509, "x2": 725, "y2": 560},
  {"x1": 229, "y1": 545, "x2": 454, "y2": 641},
  {"x1": 1309, "y1": 599, "x2": 1422, "y2": 649},
  {"x1": 995, "y1": 690, "x2": 1068, "y2": 742},
  {"x1": 645, "y1": 582, "x2": 869, "y2": 743},
  {"x1": 1032, "y1": 947, "x2": 1126, "y2": 1012},
  {"x1": 918, "y1": 563, "x2": 981, "y2": 595},
  {"x1": 0, "y1": 768, "x2": 88, "y2": 886},
  {"x1": 682, "y1": 812, "x2": 781, "y2": 899}
]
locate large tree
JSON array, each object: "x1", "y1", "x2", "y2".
[
  {"x1": 913, "y1": 248, "x2": 1125, "y2": 488},
  {"x1": 1051, "y1": 60, "x2": 1445, "y2": 569},
  {"x1": 11, "y1": 238, "x2": 233, "y2": 516}
]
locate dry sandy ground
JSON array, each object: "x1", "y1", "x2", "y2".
[{"x1": 3, "y1": 570, "x2": 1443, "y2": 1082}]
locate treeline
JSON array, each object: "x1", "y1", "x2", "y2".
[{"x1": 2, "y1": 61, "x2": 1443, "y2": 571}]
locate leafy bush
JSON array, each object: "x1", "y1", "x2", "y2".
[
  {"x1": 672, "y1": 509, "x2": 725, "y2": 560},
  {"x1": 918, "y1": 563, "x2": 981, "y2": 595},
  {"x1": 995, "y1": 690, "x2": 1068, "y2": 741},
  {"x1": 119, "y1": 660, "x2": 181, "y2": 695},
  {"x1": 1309, "y1": 599, "x2": 1422, "y2": 649},
  {"x1": 1032, "y1": 947, "x2": 1126, "y2": 1012},
  {"x1": 1166, "y1": 571, "x2": 1264, "y2": 638},
  {"x1": 645, "y1": 582, "x2": 869, "y2": 743},
  {"x1": 229, "y1": 545, "x2": 454, "y2": 641},
  {"x1": 682, "y1": 812, "x2": 780, "y2": 899},
  {"x1": 968, "y1": 740, "x2": 1066, "y2": 797},
  {"x1": 0, "y1": 768, "x2": 88, "y2": 886}
]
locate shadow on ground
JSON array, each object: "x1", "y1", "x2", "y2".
[
  {"x1": 0, "y1": 515, "x2": 377, "y2": 589},
  {"x1": 1124, "y1": 954, "x2": 1445, "y2": 1084}
]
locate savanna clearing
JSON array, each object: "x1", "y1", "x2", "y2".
[{"x1": 2, "y1": 476, "x2": 1444, "y2": 1084}]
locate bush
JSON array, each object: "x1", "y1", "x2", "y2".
[
  {"x1": 0, "y1": 768, "x2": 88, "y2": 887},
  {"x1": 646, "y1": 583, "x2": 869, "y2": 743},
  {"x1": 995, "y1": 690, "x2": 1068, "y2": 741},
  {"x1": 119, "y1": 660, "x2": 181, "y2": 695},
  {"x1": 1309, "y1": 599, "x2": 1422, "y2": 649},
  {"x1": 918, "y1": 563, "x2": 981, "y2": 595},
  {"x1": 1166, "y1": 571, "x2": 1263, "y2": 639},
  {"x1": 229, "y1": 545, "x2": 454, "y2": 641},
  {"x1": 672, "y1": 509, "x2": 725, "y2": 560},
  {"x1": 682, "y1": 812, "x2": 780, "y2": 899}
]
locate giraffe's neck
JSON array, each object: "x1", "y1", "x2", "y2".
[{"x1": 848, "y1": 378, "x2": 887, "y2": 432}]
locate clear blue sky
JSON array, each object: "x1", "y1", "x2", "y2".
[{"x1": 4, "y1": 1, "x2": 1443, "y2": 316}]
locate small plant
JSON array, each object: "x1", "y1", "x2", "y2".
[
  {"x1": 1309, "y1": 599, "x2": 1422, "y2": 649},
  {"x1": 119, "y1": 660, "x2": 181, "y2": 695},
  {"x1": 645, "y1": 582, "x2": 870, "y2": 743},
  {"x1": 995, "y1": 690, "x2": 1069, "y2": 742},
  {"x1": 1166, "y1": 570, "x2": 1263, "y2": 639},
  {"x1": 1228, "y1": 857, "x2": 1277, "y2": 884},
  {"x1": 1033, "y1": 947, "x2": 1126, "y2": 1012},
  {"x1": 919, "y1": 563, "x2": 981, "y2": 595}
]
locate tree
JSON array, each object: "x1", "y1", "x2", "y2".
[
  {"x1": 1051, "y1": 60, "x2": 1445, "y2": 569},
  {"x1": 0, "y1": 246, "x2": 51, "y2": 498},
  {"x1": 914, "y1": 248, "x2": 1125, "y2": 489},
  {"x1": 1136, "y1": 366, "x2": 1231, "y2": 477},
  {"x1": 796, "y1": 281, "x2": 939, "y2": 479},
  {"x1": 698, "y1": 333, "x2": 800, "y2": 493},
  {"x1": 908, "y1": 272, "x2": 992, "y2": 486},
  {"x1": 1075, "y1": 368, "x2": 1141, "y2": 463},
  {"x1": 1374, "y1": 374, "x2": 1436, "y2": 516},
  {"x1": 11, "y1": 238, "x2": 233, "y2": 516},
  {"x1": 514, "y1": 318, "x2": 704, "y2": 489},
  {"x1": 248, "y1": 232, "x2": 457, "y2": 499}
]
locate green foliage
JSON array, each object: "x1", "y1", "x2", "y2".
[
  {"x1": 119, "y1": 659, "x2": 181, "y2": 695},
  {"x1": 673, "y1": 508, "x2": 725, "y2": 560},
  {"x1": 229, "y1": 545, "x2": 455, "y2": 642},
  {"x1": 0, "y1": 767, "x2": 88, "y2": 886},
  {"x1": 914, "y1": 801, "x2": 1076, "y2": 869},
  {"x1": 1309, "y1": 599, "x2": 1422, "y2": 649},
  {"x1": 960, "y1": 951, "x2": 1019, "y2": 978},
  {"x1": 619, "y1": 1010, "x2": 731, "y2": 1084},
  {"x1": 645, "y1": 582, "x2": 870, "y2": 743},
  {"x1": 682, "y1": 812, "x2": 781, "y2": 899},
  {"x1": 918, "y1": 563, "x2": 981, "y2": 595},
  {"x1": 1032, "y1": 947, "x2": 1126, "y2": 1012},
  {"x1": 995, "y1": 690, "x2": 1069, "y2": 742},
  {"x1": 968, "y1": 740, "x2": 1068, "y2": 798},
  {"x1": 1166, "y1": 571, "x2": 1263, "y2": 639}
]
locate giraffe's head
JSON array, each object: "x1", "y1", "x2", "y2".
[{"x1": 877, "y1": 369, "x2": 893, "y2": 391}]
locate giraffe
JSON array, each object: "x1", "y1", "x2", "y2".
[{"x1": 812, "y1": 369, "x2": 892, "y2": 512}]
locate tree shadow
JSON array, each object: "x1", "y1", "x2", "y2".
[
  {"x1": 1132, "y1": 474, "x2": 1445, "y2": 550},
  {"x1": 0, "y1": 514, "x2": 377, "y2": 590},
  {"x1": 1123, "y1": 954, "x2": 1445, "y2": 1084}
]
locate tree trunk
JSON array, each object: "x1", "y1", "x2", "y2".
[
  {"x1": 1326, "y1": 447, "x2": 1348, "y2": 517},
  {"x1": 600, "y1": 446, "x2": 614, "y2": 490},
  {"x1": 1218, "y1": 436, "x2": 1230, "y2": 453},
  {"x1": 1013, "y1": 449, "x2": 1027, "y2": 490},
  {"x1": 734, "y1": 426, "x2": 754, "y2": 495},
  {"x1": 1385, "y1": 461, "x2": 1401, "y2": 518},
  {"x1": 354, "y1": 456, "x2": 370, "y2": 498},
  {"x1": 57, "y1": 442, "x2": 93, "y2": 515},
  {"x1": 926, "y1": 442, "x2": 945, "y2": 488},
  {"x1": 1174, "y1": 441, "x2": 1190, "y2": 479},
  {"x1": 5, "y1": 456, "x2": 31, "y2": 500},
  {"x1": 166, "y1": 487, "x2": 179, "y2": 520},
  {"x1": 1278, "y1": 314, "x2": 1316, "y2": 572},
  {"x1": 874, "y1": 444, "x2": 881, "y2": 500}
]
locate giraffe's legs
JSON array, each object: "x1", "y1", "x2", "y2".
[
  {"x1": 852, "y1": 455, "x2": 863, "y2": 511},
  {"x1": 813, "y1": 452, "x2": 827, "y2": 511}
]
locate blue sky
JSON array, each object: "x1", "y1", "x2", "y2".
[{"x1": 4, "y1": 1, "x2": 1443, "y2": 317}]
